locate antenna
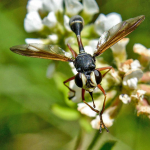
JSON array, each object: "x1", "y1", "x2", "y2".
[{"x1": 69, "y1": 15, "x2": 85, "y2": 53}]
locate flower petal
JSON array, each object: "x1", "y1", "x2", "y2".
[
  {"x1": 133, "y1": 43, "x2": 150, "y2": 57},
  {"x1": 24, "y1": 11, "x2": 43, "y2": 32},
  {"x1": 69, "y1": 62, "x2": 78, "y2": 75},
  {"x1": 69, "y1": 79, "x2": 82, "y2": 103},
  {"x1": 65, "y1": 0, "x2": 83, "y2": 16},
  {"x1": 131, "y1": 89, "x2": 146, "y2": 101},
  {"x1": 95, "y1": 13, "x2": 122, "y2": 35},
  {"x1": 94, "y1": 14, "x2": 106, "y2": 35},
  {"x1": 78, "y1": 103, "x2": 97, "y2": 117},
  {"x1": 25, "y1": 38, "x2": 45, "y2": 44},
  {"x1": 127, "y1": 77, "x2": 138, "y2": 89},
  {"x1": 83, "y1": 0, "x2": 99, "y2": 15},
  {"x1": 119, "y1": 94, "x2": 131, "y2": 104},
  {"x1": 46, "y1": 63, "x2": 56, "y2": 78},
  {"x1": 27, "y1": 0, "x2": 43, "y2": 12},
  {"x1": 84, "y1": 46, "x2": 94, "y2": 55},
  {"x1": 130, "y1": 60, "x2": 141, "y2": 70},
  {"x1": 89, "y1": 39, "x2": 98, "y2": 49},
  {"x1": 48, "y1": 34, "x2": 58, "y2": 42},
  {"x1": 133, "y1": 44, "x2": 150, "y2": 66},
  {"x1": 123, "y1": 69, "x2": 143, "y2": 90},
  {"x1": 64, "y1": 15, "x2": 71, "y2": 31},
  {"x1": 111, "y1": 38, "x2": 129, "y2": 54},
  {"x1": 119, "y1": 59, "x2": 141, "y2": 73},
  {"x1": 43, "y1": 12, "x2": 57, "y2": 27},
  {"x1": 91, "y1": 106, "x2": 117, "y2": 129},
  {"x1": 77, "y1": 101, "x2": 100, "y2": 117},
  {"x1": 91, "y1": 113, "x2": 114, "y2": 129},
  {"x1": 43, "y1": 0, "x2": 63, "y2": 12}
]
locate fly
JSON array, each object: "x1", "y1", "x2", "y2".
[{"x1": 10, "y1": 15, "x2": 145, "y2": 132}]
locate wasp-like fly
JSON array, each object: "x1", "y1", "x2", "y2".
[{"x1": 10, "y1": 15, "x2": 145, "y2": 132}]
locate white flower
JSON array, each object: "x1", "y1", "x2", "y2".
[
  {"x1": 131, "y1": 90, "x2": 146, "y2": 101},
  {"x1": 25, "y1": 35, "x2": 58, "y2": 44},
  {"x1": 69, "y1": 80, "x2": 81, "y2": 103},
  {"x1": 69, "y1": 62, "x2": 77, "y2": 75},
  {"x1": 48, "y1": 34, "x2": 58, "y2": 42},
  {"x1": 46, "y1": 63, "x2": 56, "y2": 78},
  {"x1": 27, "y1": 0, "x2": 43, "y2": 12},
  {"x1": 43, "y1": 0, "x2": 63, "y2": 12},
  {"x1": 119, "y1": 59, "x2": 141, "y2": 73},
  {"x1": 65, "y1": 0, "x2": 83, "y2": 16},
  {"x1": 133, "y1": 43, "x2": 150, "y2": 57},
  {"x1": 25, "y1": 38, "x2": 45, "y2": 44},
  {"x1": 110, "y1": 38, "x2": 129, "y2": 65},
  {"x1": 119, "y1": 94, "x2": 131, "y2": 104},
  {"x1": 94, "y1": 12, "x2": 122, "y2": 35},
  {"x1": 127, "y1": 77, "x2": 138, "y2": 89},
  {"x1": 130, "y1": 60, "x2": 141, "y2": 70},
  {"x1": 91, "y1": 107, "x2": 115, "y2": 129},
  {"x1": 42, "y1": 12, "x2": 57, "y2": 27},
  {"x1": 123, "y1": 69, "x2": 143, "y2": 90},
  {"x1": 64, "y1": 15, "x2": 71, "y2": 31},
  {"x1": 77, "y1": 95, "x2": 105, "y2": 117},
  {"x1": 77, "y1": 102, "x2": 98, "y2": 117},
  {"x1": 111, "y1": 38, "x2": 129, "y2": 54},
  {"x1": 83, "y1": 0, "x2": 99, "y2": 15},
  {"x1": 63, "y1": 50, "x2": 72, "y2": 58},
  {"x1": 89, "y1": 39, "x2": 99, "y2": 49},
  {"x1": 110, "y1": 69, "x2": 122, "y2": 84},
  {"x1": 24, "y1": 11, "x2": 44, "y2": 32},
  {"x1": 84, "y1": 46, "x2": 94, "y2": 55},
  {"x1": 84, "y1": 39, "x2": 99, "y2": 55}
]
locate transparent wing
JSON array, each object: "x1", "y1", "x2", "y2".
[
  {"x1": 94, "y1": 15, "x2": 145, "y2": 57},
  {"x1": 10, "y1": 43, "x2": 73, "y2": 62}
]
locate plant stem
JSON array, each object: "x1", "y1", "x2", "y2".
[{"x1": 87, "y1": 130, "x2": 102, "y2": 150}]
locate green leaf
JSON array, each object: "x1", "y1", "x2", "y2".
[
  {"x1": 100, "y1": 140, "x2": 116, "y2": 150},
  {"x1": 51, "y1": 104, "x2": 80, "y2": 120}
]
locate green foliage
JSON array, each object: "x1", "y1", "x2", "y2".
[
  {"x1": 51, "y1": 104, "x2": 80, "y2": 120},
  {"x1": 100, "y1": 140, "x2": 116, "y2": 150}
]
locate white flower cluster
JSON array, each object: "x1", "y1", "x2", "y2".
[
  {"x1": 24, "y1": 0, "x2": 99, "y2": 44},
  {"x1": 24, "y1": 0, "x2": 149, "y2": 130}
]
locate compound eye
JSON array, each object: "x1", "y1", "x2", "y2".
[
  {"x1": 75, "y1": 73, "x2": 86, "y2": 88},
  {"x1": 94, "y1": 70, "x2": 102, "y2": 84},
  {"x1": 90, "y1": 70, "x2": 102, "y2": 86}
]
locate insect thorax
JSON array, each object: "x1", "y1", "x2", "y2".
[{"x1": 74, "y1": 53, "x2": 95, "y2": 73}]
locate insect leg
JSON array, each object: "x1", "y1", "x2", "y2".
[
  {"x1": 63, "y1": 76, "x2": 76, "y2": 99},
  {"x1": 96, "y1": 66, "x2": 112, "y2": 77},
  {"x1": 82, "y1": 89, "x2": 99, "y2": 113},
  {"x1": 97, "y1": 84, "x2": 109, "y2": 133},
  {"x1": 67, "y1": 43, "x2": 78, "y2": 58}
]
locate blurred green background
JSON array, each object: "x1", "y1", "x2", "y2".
[{"x1": 0, "y1": 0, "x2": 150, "y2": 150}]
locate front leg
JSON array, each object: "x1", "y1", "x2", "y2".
[
  {"x1": 97, "y1": 84, "x2": 109, "y2": 133},
  {"x1": 96, "y1": 66, "x2": 112, "y2": 77},
  {"x1": 63, "y1": 76, "x2": 75, "y2": 99}
]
